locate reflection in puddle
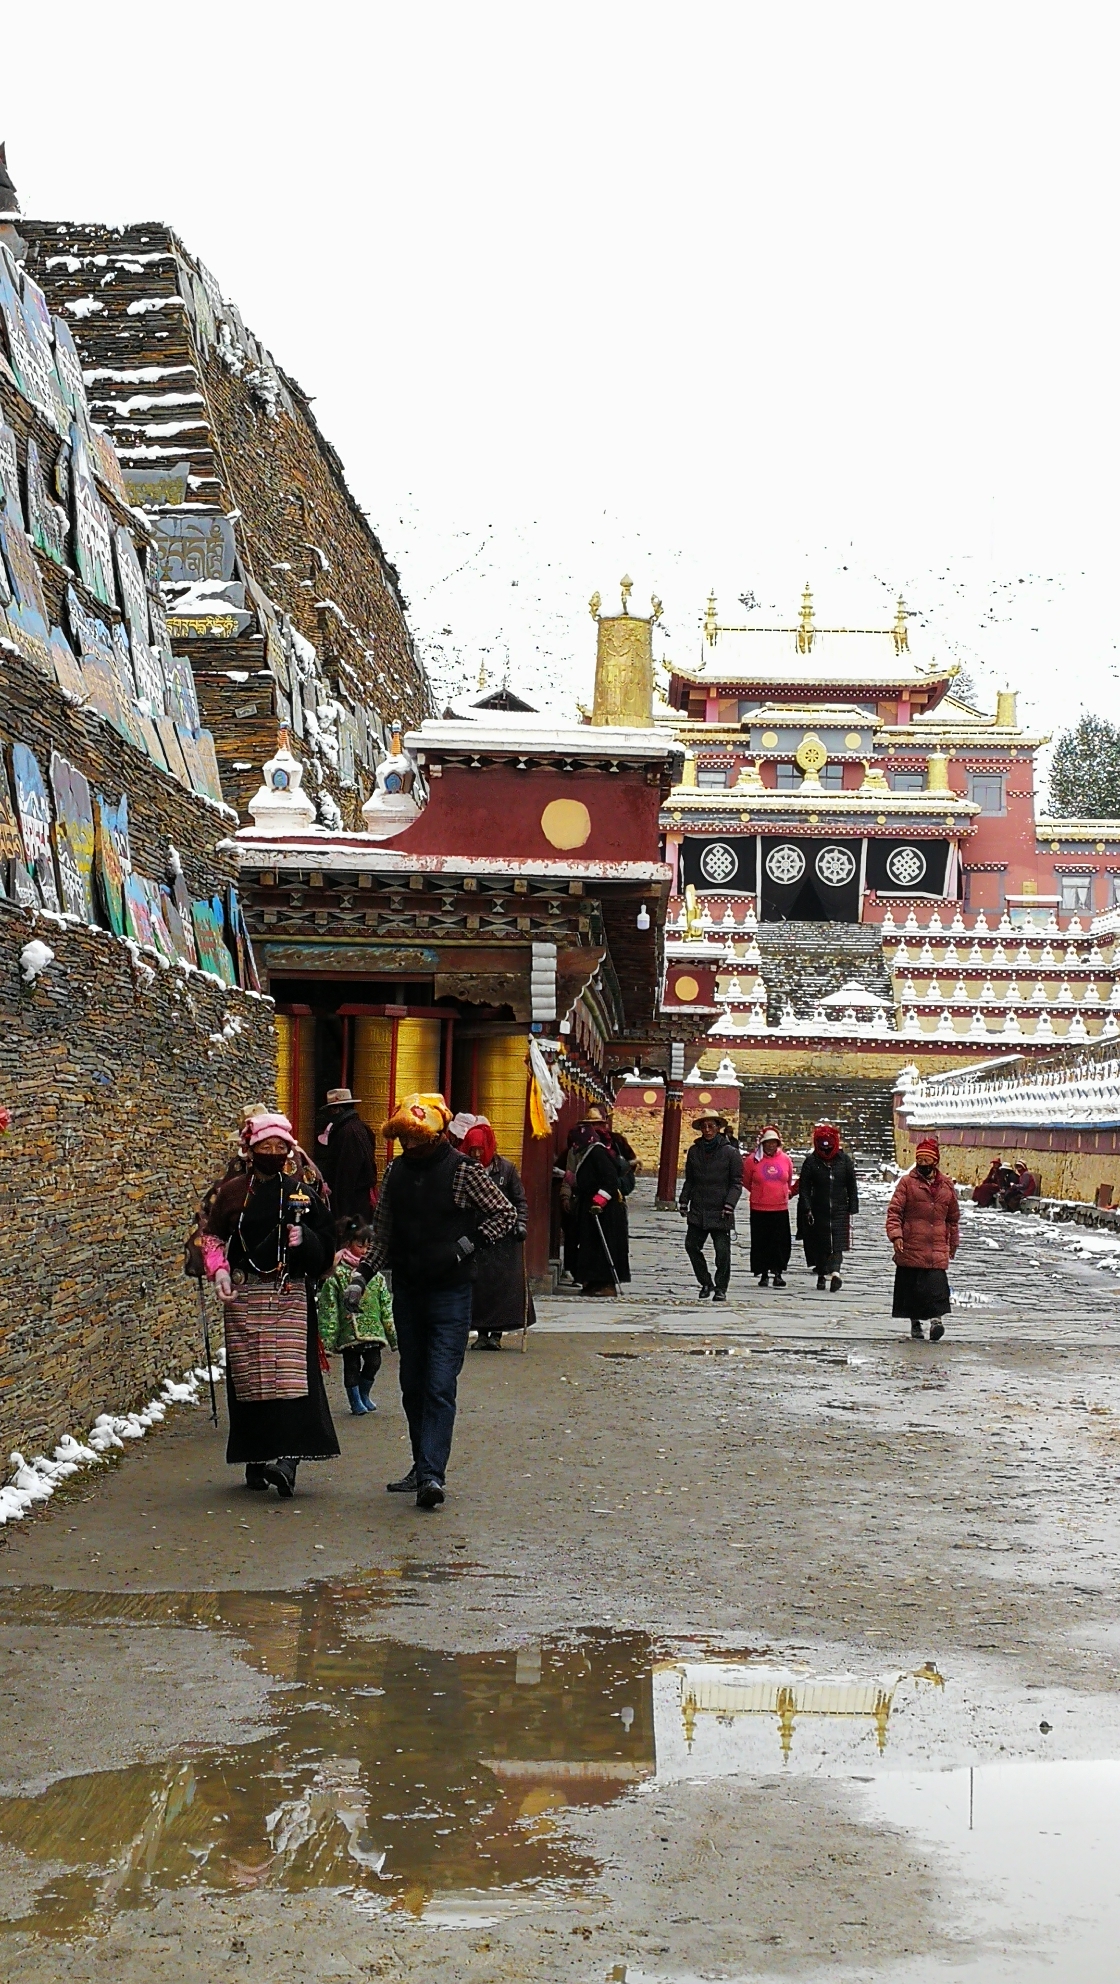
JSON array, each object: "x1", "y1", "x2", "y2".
[
  {"x1": 0, "y1": 1584, "x2": 653, "y2": 1933},
  {"x1": 664, "y1": 1658, "x2": 944, "y2": 1762},
  {"x1": 2, "y1": 1581, "x2": 1120, "y2": 1974},
  {"x1": 862, "y1": 1762, "x2": 1120, "y2": 1982}
]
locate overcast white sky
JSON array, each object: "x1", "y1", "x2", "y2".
[{"x1": 6, "y1": 2, "x2": 1118, "y2": 747}]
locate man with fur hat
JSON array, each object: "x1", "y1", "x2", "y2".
[
  {"x1": 345, "y1": 1093, "x2": 517, "y2": 1508},
  {"x1": 678, "y1": 1108, "x2": 743, "y2": 1303},
  {"x1": 886, "y1": 1135, "x2": 959, "y2": 1340}
]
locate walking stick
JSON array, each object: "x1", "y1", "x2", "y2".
[
  {"x1": 592, "y1": 1211, "x2": 626, "y2": 1298},
  {"x1": 197, "y1": 1279, "x2": 219, "y2": 1426}
]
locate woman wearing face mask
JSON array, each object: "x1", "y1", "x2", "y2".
[
  {"x1": 198, "y1": 1112, "x2": 340, "y2": 1495},
  {"x1": 796, "y1": 1123, "x2": 859, "y2": 1292},
  {"x1": 886, "y1": 1135, "x2": 959, "y2": 1341}
]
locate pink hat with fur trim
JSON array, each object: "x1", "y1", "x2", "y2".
[{"x1": 247, "y1": 1112, "x2": 297, "y2": 1148}]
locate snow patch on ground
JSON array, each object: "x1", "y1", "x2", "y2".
[{"x1": 0, "y1": 1358, "x2": 223, "y2": 1526}]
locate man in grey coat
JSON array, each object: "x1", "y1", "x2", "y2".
[{"x1": 679, "y1": 1109, "x2": 743, "y2": 1302}]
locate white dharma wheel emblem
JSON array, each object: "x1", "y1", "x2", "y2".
[
  {"x1": 765, "y1": 843, "x2": 806, "y2": 886},
  {"x1": 699, "y1": 841, "x2": 739, "y2": 885},
  {"x1": 886, "y1": 844, "x2": 927, "y2": 887},
  {"x1": 815, "y1": 844, "x2": 857, "y2": 887}
]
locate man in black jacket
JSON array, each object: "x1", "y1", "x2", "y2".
[
  {"x1": 679, "y1": 1109, "x2": 743, "y2": 1303},
  {"x1": 316, "y1": 1087, "x2": 378, "y2": 1235},
  {"x1": 347, "y1": 1093, "x2": 516, "y2": 1508}
]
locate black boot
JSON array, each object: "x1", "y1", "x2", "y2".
[
  {"x1": 816, "y1": 1275, "x2": 827, "y2": 1290},
  {"x1": 929, "y1": 1317, "x2": 945, "y2": 1341},
  {"x1": 772, "y1": 1273, "x2": 786, "y2": 1288},
  {"x1": 387, "y1": 1467, "x2": 418, "y2": 1493},
  {"x1": 910, "y1": 1320, "x2": 925, "y2": 1340},
  {"x1": 264, "y1": 1457, "x2": 297, "y2": 1498},
  {"x1": 245, "y1": 1463, "x2": 268, "y2": 1490},
  {"x1": 758, "y1": 1273, "x2": 769, "y2": 1288},
  {"x1": 830, "y1": 1274, "x2": 843, "y2": 1292}
]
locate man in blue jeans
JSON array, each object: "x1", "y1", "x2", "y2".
[{"x1": 346, "y1": 1092, "x2": 516, "y2": 1509}]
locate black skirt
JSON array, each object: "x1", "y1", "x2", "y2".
[
  {"x1": 891, "y1": 1265, "x2": 952, "y2": 1319},
  {"x1": 750, "y1": 1209, "x2": 791, "y2": 1275}
]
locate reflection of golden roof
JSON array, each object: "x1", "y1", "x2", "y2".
[{"x1": 663, "y1": 1660, "x2": 943, "y2": 1758}]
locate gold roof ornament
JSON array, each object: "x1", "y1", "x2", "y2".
[
  {"x1": 996, "y1": 689, "x2": 1018, "y2": 727},
  {"x1": 734, "y1": 760, "x2": 765, "y2": 791},
  {"x1": 926, "y1": 750, "x2": 952, "y2": 793},
  {"x1": 796, "y1": 583, "x2": 815, "y2": 655},
  {"x1": 893, "y1": 595, "x2": 910, "y2": 655},
  {"x1": 703, "y1": 591, "x2": 719, "y2": 647},
  {"x1": 860, "y1": 760, "x2": 891, "y2": 792},
  {"x1": 590, "y1": 576, "x2": 661, "y2": 727},
  {"x1": 795, "y1": 732, "x2": 828, "y2": 775}
]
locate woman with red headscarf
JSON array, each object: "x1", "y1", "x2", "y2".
[
  {"x1": 459, "y1": 1118, "x2": 535, "y2": 1348},
  {"x1": 796, "y1": 1123, "x2": 859, "y2": 1291}
]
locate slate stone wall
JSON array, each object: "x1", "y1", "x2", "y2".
[
  {"x1": 0, "y1": 904, "x2": 276, "y2": 1457},
  {"x1": 755, "y1": 922, "x2": 893, "y2": 1021}
]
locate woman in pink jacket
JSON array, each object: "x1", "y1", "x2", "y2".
[{"x1": 741, "y1": 1127, "x2": 798, "y2": 1288}]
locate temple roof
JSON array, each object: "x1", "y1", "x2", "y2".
[
  {"x1": 672, "y1": 586, "x2": 955, "y2": 699},
  {"x1": 404, "y1": 717, "x2": 674, "y2": 762}
]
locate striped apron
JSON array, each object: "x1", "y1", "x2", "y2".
[{"x1": 223, "y1": 1274, "x2": 308, "y2": 1403}]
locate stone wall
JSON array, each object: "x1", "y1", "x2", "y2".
[
  {"x1": 23, "y1": 221, "x2": 432, "y2": 827},
  {"x1": 0, "y1": 905, "x2": 276, "y2": 1456},
  {"x1": 892, "y1": 1108, "x2": 1120, "y2": 1204}
]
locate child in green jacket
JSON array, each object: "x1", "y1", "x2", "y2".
[{"x1": 317, "y1": 1219, "x2": 395, "y2": 1415}]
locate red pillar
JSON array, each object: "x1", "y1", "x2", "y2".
[{"x1": 655, "y1": 1079, "x2": 684, "y2": 1207}]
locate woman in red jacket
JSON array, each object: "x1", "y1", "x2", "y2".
[
  {"x1": 742, "y1": 1127, "x2": 798, "y2": 1289},
  {"x1": 885, "y1": 1136, "x2": 960, "y2": 1341}
]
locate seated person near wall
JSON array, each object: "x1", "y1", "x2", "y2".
[
  {"x1": 972, "y1": 1158, "x2": 1004, "y2": 1208},
  {"x1": 999, "y1": 1161, "x2": 1038, "y2": 1212}
]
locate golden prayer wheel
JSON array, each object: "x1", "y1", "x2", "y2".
[
  {"x1": 473, "y1": 1033, "x2": 528, "y2": 1168},
  {"x1": 353, "y1": 1016, "x2": 442, "y2": 1163},
  {"x1": 275, "y1": 1013, "x2": 316, "y2": 1151}
]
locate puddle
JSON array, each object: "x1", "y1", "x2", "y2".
[
  {"x1": 3, "y1": 1584, "x2": 1120, "y2": 1972},
  {"x1": 0, "y1": 1585, "x2": 654, "y2": 1934},
  {"x1": 861, "y1": 1762, "x2": 1120, "y2": 1981}
]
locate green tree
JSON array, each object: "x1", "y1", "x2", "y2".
[{"x1": 1048, "y1": 714, "x2": 1120, "y2": 817}]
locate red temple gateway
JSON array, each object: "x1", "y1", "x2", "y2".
[{"x1": 232, "y1": 625, "x2": 676, "y2": 1281}]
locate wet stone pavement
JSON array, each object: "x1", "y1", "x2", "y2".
[{"x1": 1, "y1": 1180, "x2": 1120, "y2": 1979}]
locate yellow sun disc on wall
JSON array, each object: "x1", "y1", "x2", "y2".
[
  {"x1": 540, "y1": 798, "x2": 592, "y2": 849},
  {"x1": 674, "y1": 975, "x2": 700, "y2": 1002}
]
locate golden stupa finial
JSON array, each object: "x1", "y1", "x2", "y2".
[
  {"x1": 589, "y1": 589, "x2": 601, "y2": 621},
  {"x1": 893, "y1": 594, "x2": 909, "y2": 654},
  {"x1": 703, "y1": 591, "x2": 719, "y2": 646},
  {"x1": 797, "y1": 582, "x2": 815, "y2": 655},
  {"x1": 620, "y1": 574, "x2": 634, "y2": 613},
  {"x1": 776, "y1": 1685, "x2": 796, "y2": 1761},
  {"x1": 478, "y1": 658, "x2": 488, "y2": 690},
  {"x1": 651, "y1": 594, "x2": 663, "y2": 622}
]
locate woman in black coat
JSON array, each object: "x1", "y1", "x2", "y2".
[
  {"x1": 460, "y1": 1120, "x2": 537, "y2": 1347},
  {"x1": 796, "y1": 1123, "x2": 859, "y2": 1292}
]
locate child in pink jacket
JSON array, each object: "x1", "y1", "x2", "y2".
[{"x1": 741, "y1": 1127, "x2": 798, "y2": 1288}]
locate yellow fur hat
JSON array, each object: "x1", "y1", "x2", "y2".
[{"x1": 382, "y1": 1092, "x2": 452, "y2": 1144}]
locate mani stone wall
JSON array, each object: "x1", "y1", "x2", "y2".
[
  {"x1": 0, "y1": 907, "x2": 276, "y2": 1458},
  {"x1": 23, "y1": 221, "x2": 432, "y2": 825},
  {"x1": 755, "y1": 922, "x2": 893, "y2": 1020}
]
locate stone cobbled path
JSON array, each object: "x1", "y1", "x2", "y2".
[{"x1": 537, "y1": 1176, "x2": 1120, "y2": 1345}]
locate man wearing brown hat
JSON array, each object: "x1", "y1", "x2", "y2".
[
  {"x1": 316, "y1": 1087, "x2": 378, "y2": 1236},
  {"x1": 679, "y1": 1109, "x2": 742, "y2": 1303}
]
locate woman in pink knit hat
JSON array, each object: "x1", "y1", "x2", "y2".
[{"x1": 198, "y1": 1112, "x2": 340, "y2": 1495}]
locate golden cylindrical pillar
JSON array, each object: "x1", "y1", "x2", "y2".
[
  {"x1": 353, "y1": 1016, "x2": 442, "y2": 1164},
  {"x1": 474, "y1": 1033, "x2": 528, "y2": 1168},
  {"x1": 276, "y1": 1013, "x2": 316, "y2": 1150}
]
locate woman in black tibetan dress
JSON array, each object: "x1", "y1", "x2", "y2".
[{"x1": 200, "y1": 1110, "x2": 340, "y2": 1495}]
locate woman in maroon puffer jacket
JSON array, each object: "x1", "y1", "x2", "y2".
[{"x1": 885, "y1": 1135, "x2": 960, "y2": 1342}]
